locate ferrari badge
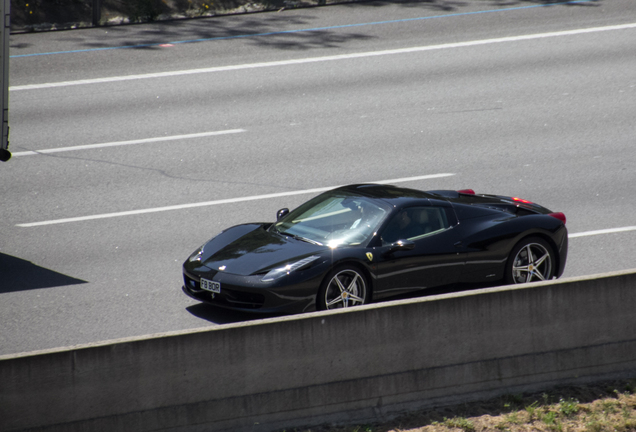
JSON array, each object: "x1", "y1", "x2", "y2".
[{"x1": 366, "y1": 252, "x2": 373, "y2": 262}]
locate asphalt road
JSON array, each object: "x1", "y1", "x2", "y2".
[{"x1": 1, "y1": 0, "x2": 635, "y2": 356}]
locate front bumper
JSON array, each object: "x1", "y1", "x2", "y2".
[{"x1": 182, "y1": 267, "x2": 322, "y2": 314}]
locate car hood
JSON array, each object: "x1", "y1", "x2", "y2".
[{"x1": 196, "y1": 223, "x2": 328, "y2": 276}]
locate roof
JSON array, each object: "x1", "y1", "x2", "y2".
[{"x1": 335, "y1": 184, "x2": 435, "y2": 204}]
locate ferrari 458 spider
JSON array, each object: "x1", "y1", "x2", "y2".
[{"x1": 182, "y1": 184, "x2": 567, "y2": 313}]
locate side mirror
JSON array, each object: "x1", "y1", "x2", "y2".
[
  {"x1": 387, "y1": 239, "x2": 415, "y2": 254},
  {"x1": 276, "y1": 208, "x2": 290, "y2": 221}
]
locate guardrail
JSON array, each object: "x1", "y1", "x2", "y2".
[{"x1": 2, "y1": 269, "x2": 636, "y2": 432}]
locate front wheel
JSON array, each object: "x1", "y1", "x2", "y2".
[
  {"x1": 317, "y1": 266, "x2": 369, "y2": 310},
  {"x1": 505, "y1": 237, "x2": 555, "y2": 284}
]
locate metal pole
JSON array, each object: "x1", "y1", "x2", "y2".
[
  {"x1": 0, "y1": 0, "x2": 10, "y2": 162},
  {"x1": 93, "y1": 0, "x2": 102, "y2": 27}
]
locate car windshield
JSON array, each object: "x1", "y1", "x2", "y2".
[{"x1": 271, "y1": 191, "x2": 391, "y2": 247}]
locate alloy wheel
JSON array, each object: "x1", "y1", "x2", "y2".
[
  {"x1": 511, "y1": 242, "x2": 553, "y2": 283},
  {"x1": 324, "y1": 269, "x2": 367, "y2": 309}
]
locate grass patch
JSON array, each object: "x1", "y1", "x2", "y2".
[{"x1": 285, "y1": 378, "x2": 636, "y2": 432}]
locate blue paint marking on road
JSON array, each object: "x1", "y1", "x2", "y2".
[{"x1": 11, "y1": 0, "x2": 596, "y2": 58}]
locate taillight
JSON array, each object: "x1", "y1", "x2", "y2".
[
  {"x1": 458, "y1": 189, "x2": 475, "y2": 195},
  {"x1": 549, "y1": 212, "x2": 566, "y2": 224},
  {"x1": 512, "y1": 197, "x2": 533, "y2": 204}
]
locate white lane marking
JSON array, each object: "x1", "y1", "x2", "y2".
[
  {"x1": 569, "y1": 226, "x2": 636, "y2": 238},
  {"x1": 11, "y1": 130, "x2": 245, "y2": 156},
  {"x1": 16, "y1": 173, "x2": 455, "y2": 227},
  {"x1": 10, "y1": 23, "x2": 636, "y2": 92}
]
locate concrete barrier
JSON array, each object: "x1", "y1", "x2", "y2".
[{"x1": 2, "y1": 269, "x2": 636, "y2": 432}]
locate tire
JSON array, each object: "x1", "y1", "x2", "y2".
[
  {"x1": 505, "y1": 237, "x2": 556, "y2": 284},
  {"x1": 317, "y1": 266, "x2": 369, "y2": 310}
]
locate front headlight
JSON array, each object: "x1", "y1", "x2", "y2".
[
  {"x1": 261, "y1": 255, "x2": 321, "y2": 282},
  {"x1": 188, "y1": 245, "x2": 204, "y2": 262}
]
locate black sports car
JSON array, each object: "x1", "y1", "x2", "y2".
[{"x1": 182, "y1": 184, "x2": 568, "y2": 313}]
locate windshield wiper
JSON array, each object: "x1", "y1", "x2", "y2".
[{"x1": 279, "y1": 231, "x2": 323, "y2": 246}]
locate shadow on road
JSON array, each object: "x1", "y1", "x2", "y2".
[
  {"x1": 0, "y1": 253, "x2": 87, "y2": 293},
  {"x1": 186, "y1": 302, "x2": 284, "y2": 324},
  {"x1": 11, "y1": 0, "x2": 601, "y2": 53}
]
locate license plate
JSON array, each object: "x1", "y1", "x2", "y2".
[{"x1": 200, "y1": 278, "x2": 221, "y2": 294}]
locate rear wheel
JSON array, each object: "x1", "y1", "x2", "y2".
[
  {"x1": 505, "y1": 237, "x2": 555, "y2": 284},
  {"x1": 317, "y1": 266, "x2": 368, "y2": 310}
]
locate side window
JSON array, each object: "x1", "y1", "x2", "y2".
[{"x1": 381, "y1": 207, "x2": 450, "y2": 245}]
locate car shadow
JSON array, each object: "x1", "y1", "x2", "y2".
[
  {"x1": 185, "y1": 303, "x2": 285, "y2": 325},
  {"x1": 390, "y1": 281, "x2": 498, "y2": 301},
  {"x1": 0, "y1": 253, "x2": 87, "y2": 293}
]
